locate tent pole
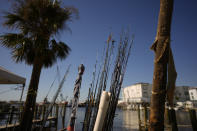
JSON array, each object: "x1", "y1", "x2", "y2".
[{"x1": 19, "y1": 84, "x2": 25, "y2": 102}]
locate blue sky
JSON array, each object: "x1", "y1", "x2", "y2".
[{"x1": 0, "y1": 0, "x2": 197, "y2": 102}]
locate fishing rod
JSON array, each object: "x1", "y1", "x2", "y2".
[
  {"x1": 40, "y1": 65, "x2": 71, "y2": 131},
  {"x1": 102, "y1": 39, "x2": 115, "y2": 91},
  {"x1": 83, "y1": 54, "x2": 99, "y2": 131},
  {"x1": 89, "y1": 40, "x2": 115, "y2": 131},
  {"x1": 88, "y1": 58, "x2": 103, "y2": 131},
  {"x1": 44, "y1": 74, "x2": 57, "y2": 100},
  {"x1": 103, "y1": 34, "x2": 128, "y2": 130},
  {"x1": 91, "y1": 44, "x2": 109, "y2": 104},
  {"x1": 103, "y1": 33, "x2": 134, "y2": 130},
  {"x1": 90, "y1": 34, "x2": 114, "y2": 130},
  {"x1": 106, "y1": 36, "x2": 130, "y2": 129},
  {"x1": 86, "y1": 60, "x2": 104, "y2": 131},
  {"x1": 83, "y1": 88, "x2": 92, "y2": 131},
  {"x1": 86, "y1": 33, "x2": 133, "y2": 131}
]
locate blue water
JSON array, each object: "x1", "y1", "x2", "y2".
[
  {"x1": 56, "y1": 107, "x2": 137, "y2": 131},
  {"x1": 0, "y1": 106, "x2": 193, "y2": 131},
  {"x1": 56, "y1": 107, "x2": 193, "y2": 131}
]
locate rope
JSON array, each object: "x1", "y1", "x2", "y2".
[{"x1": 152, "y1": 89, "x2": 166, "y2": 95}]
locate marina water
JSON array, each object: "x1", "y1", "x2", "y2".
[{"x1": 57, "y1": 107, "x2": 193, "y2": 131}]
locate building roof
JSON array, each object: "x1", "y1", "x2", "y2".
[
  {"x1": 123, "y1": 82, "x2": 151, "y2": 88},
  {"x1": 133, "y1": 82, "x2": 150, "y2": 85}
]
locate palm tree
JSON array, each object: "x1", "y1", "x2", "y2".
[{"x1": 0, "y1": 0, "x2": 77, "y2": 130}]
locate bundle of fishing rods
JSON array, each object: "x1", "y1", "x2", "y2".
[{"x1": 83, "y1": 32, "x2": 134, "y2": 131}]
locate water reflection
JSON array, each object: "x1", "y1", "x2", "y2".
[
  {"x1": 122, "y1": 110, "x2": 138, "y2": 130},
  {"x1": 53, "y1": 108, "x2": 194, "y2": 131},
  {"x1": 176, "y1": 111, "x2": 191, "y2": 125},
  {"x1": 0, "y1": 106, "x2": 194, "y2": 131},
  {"x1": 57, "y1": 108, "x2": 140, "y2": 131}
]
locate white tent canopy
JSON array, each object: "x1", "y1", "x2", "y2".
[{"x1": 0, "y1": 66, "x2": 26, "y2": 84}]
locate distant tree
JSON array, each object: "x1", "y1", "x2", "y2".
[
  {"x1": 0, "y1": 0, "x2": 78, "y2": 130},
  {"x1": 149, "y1": 0, "x2": 174, "y2": 130}
]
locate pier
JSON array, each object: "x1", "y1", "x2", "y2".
[
  {"x1": 0, "y1": 116, "x2": 56, "y2": 130},
  {"x1": 1, "y1": 102, "x2": 197, "y2": 130},
  {"x1": 0, "y1": 103, "x2": 67, "y2": 131}
]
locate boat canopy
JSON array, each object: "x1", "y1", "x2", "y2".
[{"x1": 0, "y1": 66, "x2": 26, "y2": 84}]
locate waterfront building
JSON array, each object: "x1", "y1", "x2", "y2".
[
  {"x1": 174, "y1": 86, "x2": 190, "y2": 102},
  {"x1": 122, "y1": 83, "x2": 191, "y2": 105},
  {"x1": 122, "y1": 83, "x2": 152, "y2": 103},
  {"x1": 189, "y1": 88, "x2": 197, "y2": 101}
]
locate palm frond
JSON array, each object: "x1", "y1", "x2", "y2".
[
  {"x1": 0, "y1": 33, "x2": 25, "y2": 48},
  {"x1": 1, "y1": 0, "x2": 75, "y2": 67},
  {"x1": 0, "y1": 33, "x2": 35, "y2": 64},
  {"x1": 41, "y1": 39, "x2": 71, "y2": 68},
  {"x1": 3, "y1": 13, "x2": 24, "y2": 28}
]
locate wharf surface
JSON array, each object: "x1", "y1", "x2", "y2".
[{"x1": 0, "y1": 116, "x2": 57, "y2": 130}]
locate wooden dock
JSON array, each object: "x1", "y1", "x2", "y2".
[{"x1": 0, "y1": 116, "x2": 57, "y2": 130}]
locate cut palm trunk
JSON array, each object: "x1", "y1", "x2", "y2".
[{"x1": 149, "y1": 0, "x2": 174, "y2": 131}]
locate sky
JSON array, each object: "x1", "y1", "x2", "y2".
[{"x1": 0, "y1": 0, "x2": 197, "y2": 102}]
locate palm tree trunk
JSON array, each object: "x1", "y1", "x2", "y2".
[
  {"x1": 20, "y1": 59, "x2": 43, "y2": 131},
  {"x1": 149, "y1": 0, "x2": 173, "y2": 131}
]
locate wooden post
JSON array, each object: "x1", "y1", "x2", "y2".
[
  {"x1": 62, "y1": 104, "x2": 67, "y2": 118},
  {"x1": 164, "y1": 107, "x2": 170, "y2": 125},
  {"x1": 48, "y1": 105, "x2": 53, "y2": 128},
  {"x1": 53, "y1": 105, "x2": 55, "y2": 116},
  {"x1": 50, "y1": 105, "x2": 53, "y2": 117},
  {"x1": 34, "y1": 105, "x2": 38, "y2": 119},
  {"x1": 19, "y1": 105, "x2": 23, "y2": 122},
  {"x1": 55, "y1": 105, "x2": 59, "y2": 129},
  {"x1": 8, "y1": 106, "x2": 15, "y2": 124},
  {"x1": 38, "y1": 105, "x2": 41, "y2": 119},
  {"x1": 168, "y1": 108, "x2": 178, "y2": 131},
  {"x1": 62, "y1": 103, "x2": 66, "y2": 128},
  {"x1": 144, "y1": 104, "x2": 148, "y2": 131},
  {"x1": 42, "y1": 105, "x2": 46, "y2": 120},
  {"x1": 189, "y1": 109, "x2": 197, "y2": 131},
  {"x1": 138, "y1": 104, "x2": 141, "y2": 131}
]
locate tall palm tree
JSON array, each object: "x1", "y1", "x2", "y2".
[{"x1": 0, "y1": 0, "x2": 77, "y2": 130}]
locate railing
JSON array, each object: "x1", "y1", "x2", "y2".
[{"x1": 0, "y1": 103, "x2": 67, "y2": 130}]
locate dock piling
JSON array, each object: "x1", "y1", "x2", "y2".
[
  {"x1": 168, "y1": 108, "x2": 178, "y2": 131},
  {"x1": 62, "y1": 104, "x2": 66, "y2": 128},
  {"x1": 8, "y1": 106, "x2": 15, "y2": 124},
  {"x1": 55, "y1": 105, "x2": 59, "y2": 129},
  {"x1": 42, "y1": 105, "x2": 46, "y2": 120},
  {"x1": 189, "y1": 109, "x2": 197, "y2": 131},
  {"x1": 34, "y1": 105, "x2": 38, "y2": 119},
  {"x1": 137, "y1": 104, "x2": 141, "y2": 131},
  {"x1": 143, "y1": 104, "x2": 148, "y2": 131}
]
